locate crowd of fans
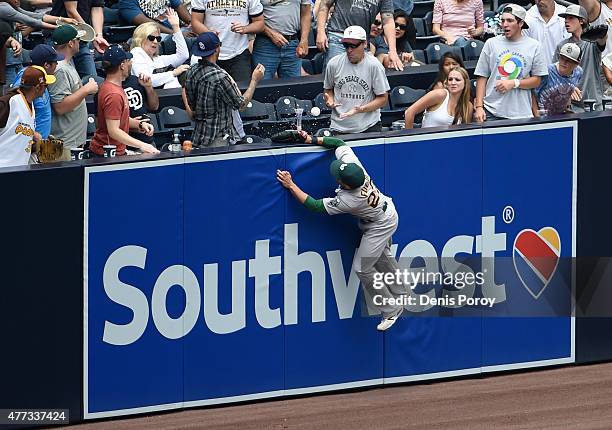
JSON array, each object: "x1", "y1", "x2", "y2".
[{"x1": 0, "y1": 0, "x2": 611, "y2": 167}]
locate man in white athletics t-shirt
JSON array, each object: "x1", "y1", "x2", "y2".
[
  {"x1": 323, "y1": 26, "x2": 390, "y2": 134},
  {"x1": 579, "y1": 0, "x2": 612, "y2": 57},
  {"x1": 191, "y1": 0, "x2": 264, "y2": 82},
  {"x1": 0, "y1": 67, "x2": 51, "y2": 168},
  {"x1": 474, "y1": 4, "x2": 548, "y2": 121}
]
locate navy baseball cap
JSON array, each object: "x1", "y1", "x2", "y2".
[
  {"x1": 192, "y1": 32, "x2": 221, "y2": 58},
  {"x1": 30, "y1": 45, "x2": 65, "y2": 66},
  {"x1": 103, "y1": 45, "x2": 133, "y2": 66}
]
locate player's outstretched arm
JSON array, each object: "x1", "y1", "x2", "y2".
[
  {"x1": 297, "y1": 130, "x2": 347, "y2": 149},
  {"x1": 276, "y1": 170, "x2": 326, "y2": 213}
]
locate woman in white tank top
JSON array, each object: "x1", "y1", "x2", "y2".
[{"x1": 404, "y1": 67, "x2": 473, "y2": 128}]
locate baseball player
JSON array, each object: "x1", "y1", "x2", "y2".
[{"x1": 276, "y1": 131, "x2": 406, "y2": 331}]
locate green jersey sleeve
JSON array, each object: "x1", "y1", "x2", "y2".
[
  {"x1": 320, "y1": 137, "x2": 347, "y2": 149},
  {"x1": 304, "y1": 196, "x2": 326, "y2": 213}
]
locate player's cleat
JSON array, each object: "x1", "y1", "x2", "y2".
[{"x1": 377, "y1": 307, "x2": 403, "y2": 331}]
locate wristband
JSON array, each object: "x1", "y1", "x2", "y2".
[
  {"x1": 138, "y1": 120, "x2": 146, "y2": 131},
  {"x1": 514, "y1": 79, "x2": 520, "y2": 89}
]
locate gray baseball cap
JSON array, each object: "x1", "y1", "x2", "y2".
[
  {"x1": 559, "y1": 42, "x2": 582, "y2": 63},
  {"x1": 559, "y1": 4, "x2": 588, "y2": 21},
  {"x1": 502, "y1": 4, "x2": 530, "y2": 29}
]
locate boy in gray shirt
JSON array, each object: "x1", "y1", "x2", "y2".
[
  {"x1": 474, "y1": 4, "x2": 548, "y2": 121},
  {"x1": 553, "y1": 4, "x2": 607, "y2": 111},
  {"x1": 323, "y1": 26, "x2": 390, "y2": 134}
]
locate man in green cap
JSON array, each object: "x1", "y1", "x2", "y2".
[
  {"x1": 276, "y1": 131, "x2": 406, "y2": 331},
  {"x1": 49, "y1": 24, "x2": 99, "y2": 159}
]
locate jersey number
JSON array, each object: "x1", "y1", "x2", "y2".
[{"x1": 367, "y1": 190, "x2": 380, "y2": 208}]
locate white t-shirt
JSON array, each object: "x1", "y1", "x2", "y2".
[
  {"x1": 323, "y1": 53, "x2": 390, "y2": 133},
  {"x1": 592, "y1": 1, "x2": 612, "y2": 58},
  {"x1": 323, "y1": 145, "x2": 395, "y2": 227},
  {"x1": 474, "y1": 35, "x2": 548, "y2": 119},
  {"x1": 0, "y1": 92, "x2": 35, "y2": 168},
  {"x1": 191, "y1": 0, "x2": 263, "y2": 61},
  {"x1": 523, "y1": 3, "x2": 569, "y2": 65}
]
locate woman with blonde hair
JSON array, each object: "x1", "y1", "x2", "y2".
[
  {"x1": 130, "y1": 8, "x2": 189, "y2": 89},
  {"x1": 404, "y1": 66, "x2": 473, "y2": 128}
]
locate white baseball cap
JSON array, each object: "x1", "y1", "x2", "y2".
[
  {"x1": 502, "y1": 4, "x2": 530, "y2": 29},
  {"x1": 559, "y1": 42, "x2": 582, "y2": 63},
  {"x1": 341, "y1": 26, "x2": 367, "y2": 42}
]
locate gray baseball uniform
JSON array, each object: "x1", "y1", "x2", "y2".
[{"x1": 321, "y1": 144, "x2": 405, "y2": 317}]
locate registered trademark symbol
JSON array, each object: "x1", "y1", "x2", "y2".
[{"x1": 502, "y1": 206, "x2": 514, "y2": 224}]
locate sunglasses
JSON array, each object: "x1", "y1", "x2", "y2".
[
  {"x1": 342, "y1": 41, "x2": 362, "y2": 49},
  {"x1": 147, "y1": 35, "x2": 162, "y2": 42},
  {"x1": 395, "y1": 23, "x2": 407, "y2": 30},
  {"x1": 373, "y1": 19, "x2": 381, "y2": 26}
]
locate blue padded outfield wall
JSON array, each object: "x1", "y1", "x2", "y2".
[{"x1": 84, "y1": 122, "x2": 576, "y2": 418}]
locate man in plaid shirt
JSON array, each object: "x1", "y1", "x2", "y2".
[{"x1": 184, "y1": 32, "x2": 265, "y2": 147}]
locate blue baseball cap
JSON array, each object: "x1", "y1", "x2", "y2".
[
  {"x1": 30, "y1": 45, "x2": 65, "y2": 66},
  {"x1": 103, "y1": 45, "x2": 133, "y2": 66},
  {"x1": 192, "y1": 32, "x2": 221, "y2": 58}
]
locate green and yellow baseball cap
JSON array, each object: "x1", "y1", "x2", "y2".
[{"x1": 330, "y1": 160, "x2": 365, "y2": 189}]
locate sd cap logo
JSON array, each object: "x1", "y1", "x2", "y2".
[{"x1": 199, "y1": 41, "x2": 206, "y2": 50}]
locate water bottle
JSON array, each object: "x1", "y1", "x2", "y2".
[{"x1": 170, "y1": 133, "x2": 182, "y2": 152}]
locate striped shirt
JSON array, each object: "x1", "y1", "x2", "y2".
[{"x1": 185, "y1": 60, "x2": 244, "y2": 147}]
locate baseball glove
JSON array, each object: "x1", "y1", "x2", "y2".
[
  {"x1": 34, "y1": 135, "x2": 64, "y2": 163},
  {"x1": 581, "y1": 24, "x2": 608, "y2": 42},
  {"x1": 271, "y1": 130, "x2": 308, "y2": 143}
]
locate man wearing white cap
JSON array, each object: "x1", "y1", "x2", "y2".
[
  {"x1": 533, "y1": 42, "x2": 584, "y2": 114},
  {"x1": 474, "y1": 4, "x2": 548, "y2": 121},
  {"x1": 554, "y1": 4, "x2": 607, "y2": 110},
  {"x1": 323, "y1": 26, "x2": 390, "y2": 135}
]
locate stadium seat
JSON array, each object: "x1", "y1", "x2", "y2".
[
  {"x1": 275, "y1": 96, "x2": 313, "y2": 118},
  {"x1": 413, "y1": 35, "x2": 441, "y2": 50},
  {"x1": 380, "y1": 108, "x2": 406, "y2": 126},
  {"x1": 423, "y1": 11, "x2": 433, "y2": 35},
  {"x1": 424, "y1": 43, "x2": 463, "y2": 63},
  {"x1": 239, "y1": 135, "x2": 270, "y2": 144},
  {"x1": 313, "y1": 93, "x2": 332, "y2": 115},
  {"x1": 300, "y1": 116, "x2": 332, "y2": 134},
  {"x1": 412, "y1": 49, "x2": 427, "y2": 64},
  {"x1": 462, "y1": 39, "x2": 485, "y2": 61},
  {"x1": 470, "y1": 78, "x2": 477, "y2": 100},
  {"x1": 103, "y1": 25, "x2": 137, "y2": 44},
  {"x1": 23, "y1": 31, "x2": 45, "y2": 51},
  {"x1": 484, "y1": 10, "x2": 496, "y2": 20},
  {"x1": 413, "y1": 17, "x2": 427, "y2": 37},
  {"x1": 240, "y1": 100, "x2": 276, "y2": 134},
  {"x1": 253, "y1": 120, "x2": 294, "y2": 138},
  {"x1": 241, "y1": 100, "x2": 275, "y2": 122},
  {"x1": 412, "y1": 0, "x2": 435, "y2": 18},
  {"x1": 87, "y1": 114, "x2": 97, "y2": 138},
  {"x1": 389, "y1": 86, "x2": 426, "y2": 109},
  {"x1": 158, "y1": 106, "x2": 193, "y2": 131},
  {"x1": 314, "y1": 128, "x2": 334, "y2": 137}
]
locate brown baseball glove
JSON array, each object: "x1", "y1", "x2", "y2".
[{"x1": 34, "y1": 135, "x2": 64, "y2": 163}]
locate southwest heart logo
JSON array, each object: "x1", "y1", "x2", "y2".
[{"x1": 512, "y1": 227, "x2": 561, "y2": 299}]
